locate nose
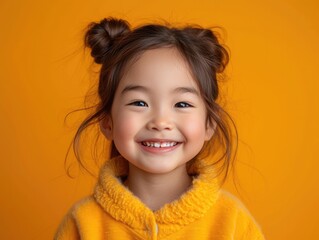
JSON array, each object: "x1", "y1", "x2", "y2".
[{"x1": 146, "y1": 111, "x2": 174, "y2": 131}]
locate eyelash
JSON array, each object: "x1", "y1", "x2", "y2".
[
  {"x1": 128, "y1": 101, "x2": 148, "y2": 107},
  {"x1": 175, "y1": 102, "x2": 193, "y2": 108},
  {"x1": 127, "y1": 101, "x2": 193, "y2": 108}
]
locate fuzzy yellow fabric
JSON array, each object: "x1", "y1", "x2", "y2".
[{"x1": 55, "y1": 157, "x2": 265, "y2": 239}]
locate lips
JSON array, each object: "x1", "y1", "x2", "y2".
[{"x1": 139, "y1": 139, "x2": 181, "y2": 153}]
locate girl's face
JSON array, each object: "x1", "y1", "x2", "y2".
[{"x1": 102, "y1": 48, "x2": 214, "y2": 174}]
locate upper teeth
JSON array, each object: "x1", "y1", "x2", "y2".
[{"x1": 142, "y1": 142, "x2": 177, "y2": 148}]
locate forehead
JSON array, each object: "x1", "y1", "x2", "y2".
[{"x1": 119, "y1": 47, "x2": 199, "y2": 90}]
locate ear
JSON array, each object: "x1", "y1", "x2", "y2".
[
  {"x1": 205, "y1": 120, "x2": 216, "y2": 141},
  {"x1": 99, "y1": 115, "x2": 113, "y2": 140}
]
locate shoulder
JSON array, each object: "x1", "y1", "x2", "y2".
[
  {"x1": 216, "y1": 189, "x2": 255, "y2": 214},
  {"x1": 54, "y1": 196, "x2": 103, "y2": 240},
  {"x1": 213, "y1": 189, "x2": 265, "y2": 239},
  {"x1": 69, "y1": 195, "x2": 101, "y2": 217},
  {"x1": 58, "y1": 195, "x2": 100, "y2": 220}
]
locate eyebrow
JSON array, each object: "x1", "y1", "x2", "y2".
[
  {"x1": 121, "y1": 84, "x2": 199, "y2": 96},
  {"x1": 173, "y1": 87, "x2": 199, "y2": 96},
  {"x1": 121, "y1": 85, "x2": 149, "y2": 95}
]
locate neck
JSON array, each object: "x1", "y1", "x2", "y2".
[{"x1": 124, "y1": 163, "x2": 193, "y2": 211}]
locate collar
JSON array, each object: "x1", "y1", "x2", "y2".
[{"x1": 94, "y1": 156, "x2": 220, "y2": 236}]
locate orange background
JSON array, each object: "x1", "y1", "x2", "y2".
[{"x1": 1, "y1": 0, "x2": 318, "y2": 239}]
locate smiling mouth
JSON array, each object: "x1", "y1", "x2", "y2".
[{"x1": 141, "y1": 141, "x2": 178, "y2": 148}]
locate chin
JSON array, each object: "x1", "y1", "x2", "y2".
[{"x1": 139, "y1": 164, "x2": 185, "y2": 175}]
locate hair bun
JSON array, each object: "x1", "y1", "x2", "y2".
[{"x1": 84, "y1": 18, "x2": 130, "y2": 64}]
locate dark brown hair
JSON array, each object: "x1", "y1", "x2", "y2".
[{"x1": 67, "y1": 17, "x2": 238, "y2": 185}]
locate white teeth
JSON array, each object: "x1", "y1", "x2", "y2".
[
  {"x1": 142, "y1": 141, "x2": 177, "y2": 148},
  {"x1": 154, "y1": 142, "x2": 161, "y2": 148}
]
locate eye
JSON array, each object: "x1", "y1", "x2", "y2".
[
  {"x1": 128, "y1": 101, "x2": 148, "y2": 107},
  {"x1": 175, "y1": 102, "x2": 193, "y2": 108}
]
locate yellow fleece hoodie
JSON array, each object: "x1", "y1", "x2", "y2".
[{"x1": 55, "y1": 156, "x2": 265, "y2": 239}]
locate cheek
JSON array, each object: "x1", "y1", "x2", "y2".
[
  {"x1": 181, "y1": 114, "x2": 207, "y2": 139},
  {"x1": 112, "y1": 111, "x2": 142, "y2": 142}
]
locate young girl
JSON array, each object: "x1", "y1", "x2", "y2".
[{"x1": 55, "y1": 18, "x2": 265, "y2": 239}]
